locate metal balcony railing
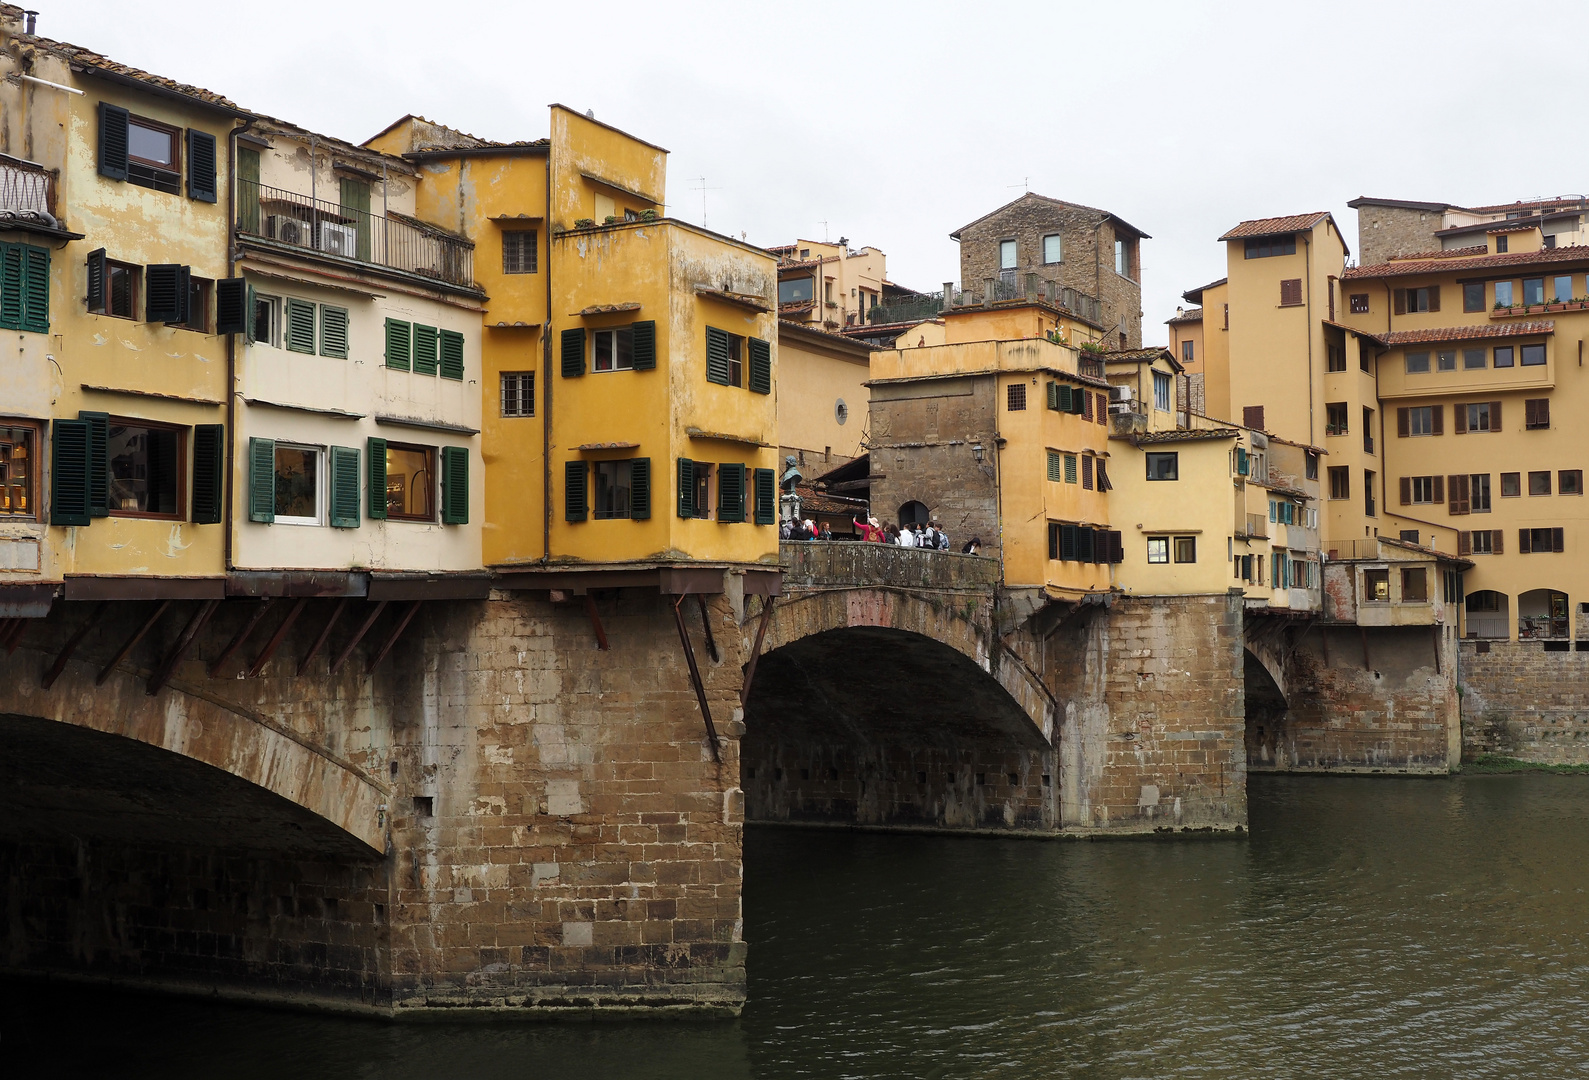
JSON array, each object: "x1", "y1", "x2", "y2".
[
  {"x1": 236, "y1": 179, "x2": 475, "y2": 289},
  {"x1": 1078, "y1": 355, "x2": 1105, "y2": 379},
  {"x1": 0, "y1": 155, "x2": 57, "y2": 224},
  {"x1": 948, "y1": 277, "x2": 1104, "y2": 325}
]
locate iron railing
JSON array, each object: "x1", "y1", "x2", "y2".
[
  {"x1": 0, "y1": 155, "x2": 56, "y2": 223},
  {"x1": 868, "y1": 292, "x2": 944, "y2": 325},
  {"x1": 236, "y1": 179, "x2": 475, "y2": 289},
  {"x1": 948, "y1": 277, "x2": 1104, "y2": 325},
  {"x1": 1519, "y1": 615, "x2": 1570, "y2": 640}
]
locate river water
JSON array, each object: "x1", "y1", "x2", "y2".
[{"x1": 4, "y1": 775, "x2": 1589, "y2": 1078}]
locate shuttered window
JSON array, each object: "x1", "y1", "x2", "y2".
[
  {"x1": 247, "y1": 437, "x2": 275, "y2": 523},
  {"x1": 630, "y1": 457, "x2": 651, "y2": 520},
  {"x1": 676, "y1": 458, "x2": 694, "y2": 518},
  {"x1": 748, "y1": 336, "x2": 771, "y2": 394},
  {"x1": 439, "y1": 329, "x2": 465, "y2": 381},
  {"x1": 145, "y1": 263, "x2": 187, "y2": 324},
  {"x1": 441, "y1": 446, "x2": 469, "y2": 524},
  {"x1": 1279, "y1": 278, "x2": 1303, "y2": 306},
  {"x1": 186, "y1": 129, "x2": 217, "y2": 203},
  {"x1": 98, "y1": 102, "x2": 130, "y2": 180},
  {"x1": 215, "y1": 278, "x2": 247, "y2": 335},
  {"x1": 191, "y1": 424, "x2": 224, "y2": 524},
  {"x1": 49, "y1": 418, "x2": 92, "y2": 526},
  {"x1": 366, "y1": 437, "x2": 387, "y2": 520},
  {"x1": 1447, "y1": 474, "x2": 1471, "y2": 515},
  {"x1": 565, "y1": 460, "x2": 588, "y2": 522},
  {"x1": 319, "y1": 305, "x2": 349, "y2": 358},
  {"x1": 284, "y1": 297, "x2": 316, "y2": 353},
  {"x1": 1525, "y1": 398, "x2": 1550, "y2": 430},
  {"x1": 78, "y1": 410, "x2": 108, "y2": 518},
  {"x1": 412, "y1": 323, "x2": 439, "y2": 375},
  {"x1": 631, "y1": 320, "x2": 656, "y2": 370},
  {"x1": 706, "y1": 326, "x2": 731, "y2": 385},
  {"x1": 753, "y1": 467, "x2": 776, "y2": 525},
  {"x1": 384, "y1": 319, "x2": 411, "y2": 370},
  {"x1": 1242, "y1": 405, "x2": 1265, "y2": 431},
  {"x1": 328, "y1": 445, "x2": 360, "y2": 528},
  {"x1": 0, "y1": 242, "x2": 50, "y2": 333},
  {"x1": 86, "y1": 249, "x2": 107, "y2": 315},
  {"x1": 1081, "y1": 455, "x2": 1094, "y2": 490},
  {"x1": 1520, "y1": 527, "x2": 1566, "y2": 554},
  {"x1": 718, "y1": 463, "x2": 746, "y2": 523},
  {"x1": 561, "y1": 327, "x2": 586, "y2": 377},
  {"x1": 1047, "y1": 450, "x2": 1063, "y2": 482},
  {"x1": 1082, "y1": 388, "x2": 1094, "y2": 421},
  {"x1": 1065, "y1": 453, "x2": 1078, "y2": 484}
]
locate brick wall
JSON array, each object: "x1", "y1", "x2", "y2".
[{"x1": 1460, "y1": 640, "x2": 1589, "y2": 763}]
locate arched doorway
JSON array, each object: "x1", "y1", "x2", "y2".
[
  {"x1": 897, "y1": 501, "x2": 929, "y2": 528},
  {"x1": 1465, "y1": 590, "x2": 1509, "y2": 639},
  {"x1": 1518, "y1": 588, "x2": 1570, "y2": 640}
]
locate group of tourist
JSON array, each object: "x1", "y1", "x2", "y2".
[{"x1": 780, "y1": 512, "x2": 982, "y2": 554}]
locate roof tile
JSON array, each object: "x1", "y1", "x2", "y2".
[
  {"x1": 1219, "y1": 213, "x2": 1330, "y2": 241},
  {"x1": 1344, "y1": 244, "x2": 1589, "y2": 280},
  {"x1": 1380, "y1": 321, "x2": 1554, "y2": 346}
]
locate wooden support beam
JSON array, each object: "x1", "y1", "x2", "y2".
[
  {"x1": 3, "y1": 616, "x2": 28, "y2": 656},
  {"x1": 1432, "y1": 622, "x2": 1442, "y2": 674},
  {"x1": 584, "y1": 594, "x2": 609, "y2": 651},
  {"x1": 43, "y1": 602, "x2": 106, "y2": 690},
  {"x1": 146, "y1": 599, "x2": 220, "y2": 695},
  {"x1": 298, "y1": 597, "x2": 350, "y2": 676},
  {"x1": 330, "y1": 600, "x2": 388, "y2": 676},
  {"x1": 696, "y1": 593, "x2": 719, "y2": 663},
  {"x1": 673, "y1": 596, "x2": 721, "y2": 762},
  {"x1": 740, "y1": 594, "x2": 775, "y2": 706},
  {"x1": 245, "y1": 597, "x2": 307, "y2": 678},
  {"x1": 208, "y1": 597, "x2": 275, "y2": 678},
  {"x1": 1322, "y1": 627, "x2": 1330, "y2": 668},
  {"x1": 96, "y1": 600, "x2": 172, "y2": 686},
  {"x1": 366, "y1": 600, "x2": 421, "y2": 675}
]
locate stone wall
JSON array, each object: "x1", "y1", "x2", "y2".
[
  {"x1": 1354, "y1": 204, "x2": 1441, "y2": 267},
  {"x1": 1459, "y1": 639, "x2": 1589, "y2": 763}
]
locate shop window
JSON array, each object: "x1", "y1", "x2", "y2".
[{"x1": 0, "y1": 422, "x2": 37, "y2": 518}]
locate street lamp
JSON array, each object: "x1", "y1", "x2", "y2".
[{"x1": 972, "y1": 443, "x2": 984, "y2": 464}]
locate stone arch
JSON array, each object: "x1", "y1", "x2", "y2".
[
  {"x1": 0, "y1": 646, "x2": 388, "y2": 853},
  {"x1": 897, "y1": 501, "x2": 929, "y2": 528}
]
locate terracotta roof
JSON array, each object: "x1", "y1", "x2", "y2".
[
  {"x1": 15, "y1": 25, "x2": 245, "y2": 114},
  {"x1": 1466, "y1": 198, "x2": 1587, "y2": 214},
  {"x1": 1166, "y1": 307, "x2": 1203, "y2": 324},
  {"x1": 1219, "y1": 212, "x2": 1332, "y2": 241},
  {"x1": 950, "y1": 191, "x2": 1151, "y2": 241},
  {"x1": 1125, "y1": 428, "x2": 1239, "y2": 445},
  {"x1": 1379, "y1": 321, "x2": 1553, "y2": 346},
  {"x1": 1343, "y1": 244, "x2": 1589, "y2": 280},
  {"x1": 778, "y1": 257, "x2": 838, "y2": 271},
  {"x1": 1098, "y1": 346, "x2": 1183, "y2": 373},
  {"x1": 779, "y1": 319, "x2": 876, "y2": 355},
  {"x1": 1388, "y1": 246, "x2": 1487, "y2": 261},
  {"x1": 1182, "y1": 278, "x2": 1226, "y2": 304}
]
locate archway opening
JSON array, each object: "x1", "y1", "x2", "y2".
[
  {"x1": 897, "y1": 501, "x2": 929, "y2": 528},
  {"x1": 1517, "y1": 588, "x2": 1569, "y2": 640},
  {"x1": 1243, "y1": 648, "x2": 1288, "y2": 770},
  {"x1": 1465, "y1": 590, "x2": 1510, "y2": 639}
]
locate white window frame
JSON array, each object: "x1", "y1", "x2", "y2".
[
  {"x1": 1043, "y1": 234, "x2": 1062, "y2": 264},
  {"x1": 500, "y1": 371, "x2": 534, "y2": 417},
  {"x1": 999, "y1": 239, "x2": 1017, "y2": 271},
  {"x1": 1153, "y1": 370, "x2": 1172, "y2": 412},
  {"x1": 593, "y1": 327, "x2": 634, "y2": 373},
  {"x1": 253, "y1": 292, "x2": 281, "y2": 348},
  {"x1": 273, "y1": 442, "x2": 324, "y2": 527}
]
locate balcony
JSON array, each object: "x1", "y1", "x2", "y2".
[
  {"x1": 0, "y1": 154, "x2": 76, "y2": 239},
  {"x1": 947, "y1": 275, "x2": 1105, "y2": 326},
  {"x1": 1241, "y1": 513, "x2": 1269, "y2": 539},
  {"x1": 236, "y1": 180, "x2": 476, "y2": 291}
]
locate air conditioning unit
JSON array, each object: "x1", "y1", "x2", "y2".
[
  {"x1": 318, "y1": 222, "x2": 359, "y2": 257},
  {"x1": 267, "y1": 215, "x2": 312, "y2": 246},
  {"x1": 1109, "y1": 401, "x2": 1134, "y2": 414},
  {"x1": 1109, "y1": 384, "x2": 1132, "y2": 402}
]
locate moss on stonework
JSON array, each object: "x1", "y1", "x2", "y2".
[{"x1": 1462, "y1": 754, "x2": 1589, "y2": 775}]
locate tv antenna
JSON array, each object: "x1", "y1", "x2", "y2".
[
  {"x1": 687, "y1": 176, "x2": 721, "y2": 227},
  {"x1": 1008, "y1": 177, "x2": 1030, "y2": 194}
]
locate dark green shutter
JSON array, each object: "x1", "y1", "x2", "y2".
[
  {"x1": 561, "y1": 327, "x2": 585, "y2": 377},
  {"x1": 285, "y1": 298, "x2": 316, "y2": 353},
  {"x1": 439, "y1": 329, "x2": 465, "y2": 381},
  {"x1": 186, "y1": 129, "x2": 217, "y2": 203},
  {"x1": 631, "y1": 320, "x2": 656, "y2": 370},
  {"x1": 412, "y1": 323, "x2": 438, "y2": 375},
  {"x1": 77, "y1": 410, "x2": 108, "y2": 518},
  {"x1": 1070, "y1": 389, "x2": 1086, "y2": 415},
  {"x1": 244, "y1": 283, "x2": 257, "y2": 345},
  {"x1": 0, "y1": 244, "x2": 21, "y2": 329},
  {"x1": 1060, "y1": 524, "x2": 1078, "y2": 560},
  {"x1": 706, "y1": 327, "x2": 730, "y2": 385},
  {"x1": 329, "y1": 445, "x2": 360, "y2": 528},
  {"x1": 564, "y1": 460, "x2": 588, "y2": 522},
  {"x1": 384, "y1": 318, "x2": 411, "y2": 370},
  {"x1": 338, "y1": 178, "x2": 372, "y2": 261},
  {"x1": 215, "y1": 278, "x2": 247, "y2": 335},
  {"x1": 86, "y1": 249, "x2": 107, "y2": 314},
  {"x1": 747, "y1": 337, "x2": 771, "y2": 394},
  {"x1": 442, "y1": 446, "x2": 469, "y2": 524},
  {"x1": 49, "y1": 419, "x2": 92, "y2": 526},
  {"x1": 319, "y1": 305, "x2": 349, "y2": 357},
  {"x1": 677, "y1": 457, "x2": 695, "y2": 518},
  {"x1": 145, "y1": 264, "x2": 184, "y2": 323},
  {"x1": 191, "y1": 424, "x2": 224, "y2": 524},
  {"x1": 98, "y1": 102, "x2": 129, "y2": 181},
  {"x1": 754, "y1": 467, "x2": 776, "y2": 525},
  {"x1": 367, "y1": 437, "x2": 387, "y2": 519},
  {"x1": 20, "y1": 245, "x2": 48, "y2": 333},
  {"x1": 1046, "y1": 381, "x2": 1059, "y2": 410},
  {"x1": 247, "y1": 437, "x2": 275, "y2": 523},
  {"x1": 718, "y1": 463, "x2": 745, "y2": 523},
  {"x1": 629, "y1": 457, "x2": 651, "y2": 519},
  {"x1": 236, "y1": 146, "x2": 261, "y2": 234}
]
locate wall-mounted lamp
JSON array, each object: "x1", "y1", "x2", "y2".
[{"x1": 972, "y1": 443, "x2": 985, "y2": 464}]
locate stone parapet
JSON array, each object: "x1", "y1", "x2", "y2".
[{"x1": 1460, "y1": 640, "x2": 1589, "y2": 764}]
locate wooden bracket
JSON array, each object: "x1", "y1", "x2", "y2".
[
  {"x1": 1432, "y1": 622, "x2": 1442, "y2": 674},
  {"x1": 2, "y1": 616, "x2": 28, "y2": 656},
  {"x1": 366, "y1": 600, "x2": 422, "y2": 675},
  {"x1": 695, "y1": 594, "x2": 720, "y2": 664},
  {"x1": 208, "y1": 597, "x2": 275, "y2": 678},
  {"x1": 330, "y1": 600, "x2": 388, "y2": 676},
  {"x1": 298, "y1": 597, "x2": 350, "y2": 676},
  {"x1": 740, "y1": 594, "x2": 775, "y2": 706},
  {"x1": 96, "y1": 600, "x2": 172, "y2": 686},
  {"x1": 146, "y1": 599, "x2": 221, "y2": 695},
  {"x1": 245, "y1": 597, "x2": 307, "y2": 678},
  {"x1": 42, "y1": 602, "x2": 106, "y2": 691},
  {"x1": 673, "y1": 595, "x2": 721, "y2": 762},
  {"x1": 584, "y1": 594, "x2": 609, "y2": 651}
]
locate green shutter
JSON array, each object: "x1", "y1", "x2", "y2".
[
  {"x1": 630, "y1": 457, "x2": 651, "y2": 519},
  {"x1": 236, "y1": 146, "x2": 260, "y2": 234},
  {"x1": 0, "y1": 244, "x2": 22, "y2": 329},
  {"x1": 49, "y1": 419, "x2": 92, "y2": 526},
  {"x1": 564, "y1": 460, "x2": 588, "y2": 522},
  {"x1": 285, "y1": 298, "x2": 316, "y2": 353},
  {"x1": 191, "y1": 424, "x2": 224, "y2": 524},
  {"x1": 77, "y1": 410, "x2": 108, "y2": 517},
  {"x1": 1047, "y1": 381, "x2": 1059, "y2": 410},
  {"x1": 718, "y1": 463, "x2": 745, "y2": 523},
  {"x1": 367, "y1": 437, "x2": 387, "y2": 519},
  {"x1": 1235, "y1": 447, "x2": 1249, "y2": 476},
  {"x1": 412, "y1": 323, "x2": 438, "y2": 375},
  {"x1": 1047, "y1": 450, "x2": 1062, "y2": 482},
  {"x1": 244, "y1": 283, "x2": 257, "y2": 345},
  {"x1": 439, "y1": 329, "x2": 465, "y2": 381},
  {"x1": 186, "y1": 129, "x2": 217, "y2": 203},
  {"x1": 1065, "y1": 454, "x2": 1077, "y2": 484},
  {"x1": 1056, "y1": 384, "x2": 1073, "y2": 412},
  {"x1": 338, "y1": 177, "x2": 372, "y2": 262},
  {"x1": 86, "y1": 248, "x2": 107, "y2": 314},
  {"x1": 705, "y1": 326, "x2": 730, "y2": 385},
  {"x1": 329, "y1": 445, "x2": 360, "y2": 528},
  {"x1": 631, "y1": 320, "x2": 656, "y2": 370},
  {"x1": 1060, "y1": 524, "x2": 1078, "y2": 560},
  {"x1": 215, "y1": 278, "x2": 247, "y2": 335},
  {"x1": 442, "y1": 446, "x2": 469, "y2": 524},
  {"x1": 98, "y1": 102, "x2": 129, "y2": 181},
  {"x1": 384, "y1": 318, "x2": 411, "y2": 370},
  {"x1": 748, "y1": 336, "x2": 771, "y2": 394},
  {"x1": 320, "y1": 305, "x2": 349, "y2": 358},
  {"x1": 754, "y1": 467, "x2": 776, "y2": 525},
  {"x1": 677, "y1": 457, "x2": 695, "y2": 518},
  {"x1": 561, "y1": 327, "x2": 585, "y2": 377},
  {"x1": 247, "y1": 437, "x2": 275, "y2": 523}
]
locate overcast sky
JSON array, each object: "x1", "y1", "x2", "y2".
[{"x1": 45, "y1": 1, "x2": 1589, "y2": 341}]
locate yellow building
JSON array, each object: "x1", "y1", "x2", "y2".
[
  {"x1": 770, "y1": 239, "x2": 885, "y2": 330},
  {"x1": 774, "y1": 320, "x2": 871, "y2": 470}
]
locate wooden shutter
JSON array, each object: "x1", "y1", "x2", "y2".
[
  {"x1": 1458, "y1": 531, "x2": 1471, "y2": 556},
  {"x1": 78, "y1": 410, "x2": 108, "y2": 517},
  {"x1": 1554, "y1": 527, "x2": 1565, "y2": 553},
  {"x1": 1047, "y1": 382, "x2": 1059, "y2": 410},
  {"x1": 439, "y1": 330, "x2": 465, "y2": 381},
  {"x1": 748, "y1": 336, "x2": 771, "y2": 394},
  {"x1": 1109, "y1": 530, "x2": 1124, "y2": 563},
  {"x1": 236, "y1": 146, "x2": 261, "y2": 234},
  {"x1": 1243, "y1": 405, "x2": 1265, "y2": 431},
  {"x1": 1454, "y1": 405, "x2": 1467, "y2": 434},
  {"x1": 1447, "y1": 475, "x2": 1467, "y2": 515},
  {"x1": 86, "y1": 248, "x2": 107, "y2": 314},
  {"x1": 753, "y1": 467, "x2": 775, "y2": 525},
  {"x1": 49, "y1": 419, "x2": 92, "y2": 526},
  {"x1": 98, "y1": 102, "x2": 130, "y2": 181},
  {"x1": 718, "y1": 463, "x2": 746, "y2": 523},
  {"x1": 1428, "y1": 285, "x2": 1440, "y2": 313},
  {"x1": 319, "y1": 305, "x2": 349, "y2": 358},
  {"x1": 338, "y1": 178, "x2": 372, "y2": 261},
  {"x1": 1433, "y1": 475, "x2": 1445, "y2": 504},
  {"x1": 1077, "y1": 527, "x2": 1095, "y2": 562},
  {"x1": 190, "y1": 424, "x2": 224, "y2": 524},
  {"x1": 1525, "y1": 399, "x2": 1539, "y2": 427},
  {"x1": 1082, "y1": 455, "x2": 1094, "y2": 490},
  {"x1": 1397, "y1": 408, "x2": 1409, "y2": 437},
  {"x1": 215, "y1": 278, "x2": 247, "y2": 335},
  {"x1": 328, "y1": 445, "x2": 360, "y2": 528},
  {"x1": 1492, "y1": 529, "x2": 1503, "y2": 554},
  {"x1": 384, "y1": 318, "x2": 411, "y2": 370},
  {"x1": 247, "y1": 437, "x2": 275, "y2": 523},
  {"x1": 1430, "y1": 404, "x2": 1443, "y2": 435},
  {"x1": 561, "y1": 327, "x2": 585, "y2": 377},
  {"x1": 1082, "y1": 388, "x2": 1094, "y2": 421},
  {"x1": 1519, "y1": 528, "x2": 1530, "y2": 554},
  {"x1": 0, "y1": 243, "x2": 19, "y2": 329},
  {"x1": 706, "y1": 327, "x2": 731, "y2": 385},
  {"x1": 1393, "y1": 289, "x2": 1406, "y2": 315},
  {"x1": 1056, "y1": 384, "x2": 1073, "y2": 412},
  {"x1": 19, "y1": 245, "x2": 48, "y2": 333},
  {"x1": 441, "y1": 446, "x2": 469, "y2": 524},
  {"x1": 186, "y1": 129, "x2": 217, "y2": 203},
  {"x1": 244, "y1": 283, "x2": 257, "y2": 345},
  {"x1": 1065, "y1": 454, "x2": 1077, "y2": 484},
  {"x1": 631, "y1": 320, "x2": 656, "y2": 370},
  {"x1": 1490, "y1": 401, "x2": 1501, "y2": 431},
  {"x1": 1280, "y1": 278, "x2": 1302, "y2": 306},
  {"x1": 1399, "y1": 477, "x2": 1411, "y2": 505},
  {"x1": 145, "y1": 264, "x2": 185, "y2": 323},
  {"x1": 412, "y1": 323, "x2": 439, "y2": 375},
  {"x1": 1059, "y1": 524, "x2": 1077, "y2": 560},
  {"x1": 1097, "y1": 392, "x2": 1108, "y2": 424},
  {"x1": 284, "y1": 298, "x2": 316, "y2": 353},
  {"x1": 366, "y1": 437, "x2": 387, "y2": 519},
  {"x1": 630, "y1": 457, "x2": 651, "y2": 520},
  {"x1": 564, "y1": 460, "x2": 587, "y2": 522},
  {"x1": 676, "y1": 458, "x2": 695, "y2": 518}
]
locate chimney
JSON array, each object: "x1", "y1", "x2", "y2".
[
  {"x1": 24, "y1": 9, "x2": 38, "y2": 33},
  {"x1": 942, "y1": 281, "x2": 954, "y2": 312}
]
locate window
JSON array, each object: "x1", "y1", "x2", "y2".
[
  {"x1": 1305, "y1": 452, "x2": 1319, "y2": 481},
  {"x1": 1046, "y1": 450, "x2": 1063, "y2": 482},
  {"x1": 1326, "y1": 344, "x2": 1346, "y2": 372},
  {"x1": 1349, "y1": 293, "x2": 1369, "y2": 314},
  {"x1": 252, "y1": 292, "x2": 279, "y2": 346},
  {"x1": 385, "y1": 444, "x2": 436, "y2": 521},
  {"x1": 1145, "y1": 452, "x2": 1178, "y2": 481},
  {"x1": 1398, "y1": 287, "x2": 1438, "y2": 314},
  {"x1": 1280, "y1": 278, "x2": 1303, "y2": 306},
  {"x1": 1562, "y1": 470, "x2": 1584, "y2": 495},
  {"x1": 501, "y1": 372, "x2": 534, "y2": 417},
  {"x1": 1470, "y1": 530, "x2": 1494, "y2": 554},
  {"x1": 1494, "y1": 280, "x2": 1514, "y2": 307},
  {"x1": 999, "y1": 239, "x2": 1017, "y2": 270},
  {"x1": 1147, "y1": 537, "x2": 1169, "y2": 564},
  {"x1": 1522, "y1": 527, "x2": 1565, "y2": 554},
  {"x1": 1405, "y1": 351, "x2": 1430, "y2": 374},
  {"x1": 705, "y1": 327, "x2": 743, "y2": 387},
  {"x1": 179, "y1": 275, "x2": 211, "y2": 332},
  {"x1": 1326, "y1": 402, "x2": 1348, "y2": 435},
  {"x1": 1365, "y1": 469, "x2": 1376, "y2": 516},
  {"x1": 1115, "y1": 238, "x2": 1130, "y2": 276},
  {"x1": 1153, "y1": 370, "x2": 1172, "y2": 412},
  {"x1": 1364, "y1": 569, "x2": 1390, "y2": 603},
  {"x1": 0, "y1": 242, "x2": 50, "y2": 333},
  {"x1": 1402, "y1": 568, "x2": 1428, "y2": 602},
  {"x1": 1408, "y1": 406, "x2": 1433, "y2": 436},
  {"x1": 502, "y1": 230, "x2": 537, "y2": 274},
  {"x1": 1064, "y1": 454, "x2": 1078, "y2": 484},
  {"x1": 1525, "y1": 398, "x2": 1550, "y2": 429},
  {"x1": 0, "y1": 421, "x2": 37, "y2": 518},
  {"x1": 1523, "y1": 278, "x2": 1544, "y2": 306},
  {"x1": 1363, "y1": 407, "x2": 1375, "y2": 452},
  {"x1": 1244, "y1": 235, "x2": 1296, "y2": 259},
  {"x1": 693, "y1": 462, "x2": 714, "y2": 519},
  {"x1": 594, "y1": 327, "x2": 635, "y2": 372},
  {"x1": 1437, "y1": 350, "x2": 1456, "y2": 372},
  {"x1": 1007, "y1": 382, "x2": 1026, "y2": 411},
  {"x1": 1329, "y1": 466, "x2": 1350, "y2": 500},
  {"x1": 1495, "y1": 235, "x2": 1509, "y2": 254},
  {"x1": 1043, "y1": 234, "x2": 1062, "y2": 264},
  {"x1": 1173, "y1": 536, "x2": 1196, "y2": 563},
  {"x1": 1465, "y1": 402, "x2": 1495, "y2": 432},
  {"x1": 1472, "y1": 474, "x2": 1491, "y2": 512},
  {"x1": 1360, "y1": 343, "x2": 1373, "y2": 372},
  {"x1": 1501, "y1": 472, "x2": 1521, "y2": 497},
  {"x1": 1400, "y1": 529, "x2": 1420, "y2": 543},
  {"x1": 1409, "y1": 476, "x2": 1435, "y2": 503},
  {"x1": 1493, "y1": 345, "x2": 1514, "y2": 368},
  {"x1": 1463, "y1": 347, "x2": 1486, "y2": 370},
  {"x1": 271, "y1": 444, "x2": 322, "y2": 525},
  {"x1": 107, "y1": 421, "x2": 182, "y2": 518},
  {"x1": 1082, "y1": 455, "x2": 1094, "y2": 490},
  {"x1": 1544, "y1": 235, "x2": 1558, "y2": 250},
  {"x1": 1521, "y1": 343, "x2": 1546, "y2": 367},
  {"x1": 778, "y1": 277, "x2": 813, "y2": 304},
  {"x1": 1463, "y1": 282, "x2": 1485, "y2": 312},
  {"x1": 92, "y1": 257, "x2": 140, "y2": 319},
  {"x1": 1554, "y1": 275, "x2": 1574, "y2": 302},
  {"x1": 594, "y1": 460, "x2": 633, "y2": 519},
  {"x1": 1182, "y1": 339, "x2": 1195, "y2": 364},
  {"x1": 125, "y1": 114, "x2": 181, "y2": 193},
  {"x1": 1529, "y1": 470, "x2": 1552, "y2": 496}
]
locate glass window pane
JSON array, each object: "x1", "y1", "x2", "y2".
[
  {"x1": 999, "y1": 240, "x2": 1016, "y2": 270},
  {"x1": 1437, "y1": 350, "x2": 1456, "y2": 371},
  {"x1": 1523, "y1": 278, "x2": 1544, "y2": 305},
  {"x1": 107, "y1": 423, "x2": 179, "y2": 516},
  {"x1": 385, "y1": 445, "x2": 434, "y2": 520},
  {"x1": 0, "y1": 424, "x2": 35, "y2": 517},
  {"x1": 273, "y1": 446, "x2": 319, "y2": 521},
  {"x1": 1463, "y1": 282, "x2": 1484, "y2": 312},
  {"x1": 128, "y1": 121, "x2": 174, "y2": 165},
  {"x1": 1463, "y1": 348, "x2": 1486, "y2": 369},
  {"x1": 1493, "y1": 346, "x2": 1514, "y2": 368},
  {"x1": 1521, "y1": 343, "x2": 1546, "y2": 366},
  {"x1": 1043, "y1": 235, "x2": 1062, "y2": 263},
  {"x1": 1494, "y1": 281, "x2": 1513, "y2": 307},
  {"x1": 1554, "y1": 276, "x2": 1574, "y2": 302},
  {"x1": 594, "y1": 460, "x2": 633, "y2": 519},
  {"x1": 1405, "y1": 352, "x2": 1430, "y2": 373}
]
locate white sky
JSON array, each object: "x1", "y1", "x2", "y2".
[{"x1": 44, "y1": 0, "x2": 1589, "y2": 341}]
